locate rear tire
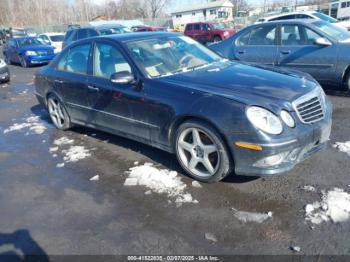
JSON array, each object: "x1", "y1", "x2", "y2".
[
  {"x1": 47, "y1": 94, "x2": 71, "y2": 130},
  {"x1": 4, "y1": 54, "x2": 10, "y2": 65},
  {"x1": 213, "y1": 36, "x2": 222, "y2": 43},
  {"x1": 175, "y1": 120, "x2": 232, "y2": 183}
]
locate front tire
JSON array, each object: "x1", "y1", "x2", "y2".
[
  {"x1": 344, "y1": 71, "x2": 350, "y2": 92},
  {"x1": 47, "y1": 94, "x2": 71, "y2": 130},
  {"x1": 19, "y1": 56, "x2": 28, "y2": 68},
  {"x1": 175, "y1": 120, "x2": 232, "y2": 183}
]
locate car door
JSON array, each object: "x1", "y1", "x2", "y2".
[
  {"x1": 7, "y1": 39, "x2": 18, "y2": 62},
  {"x1": 234, "y1": 24, "x2": 278, "y2": 65},
  {"x1": 52, "y1": 43, "x2": 93, "y2": 123},
  {"x1": 277, "y1": 24, "x2": 337, "y2": 84},
  {"x1": 86, "y1": 40, "x2": 151, "y2": 140}
]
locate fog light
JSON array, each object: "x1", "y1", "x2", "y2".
[{"x1": 253, "y1": 152, "x2": 289, "y2": 168}]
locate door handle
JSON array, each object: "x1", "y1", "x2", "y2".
[
  {"x1": 281, "y1": 50, "x2": 291, "y2": 55},
  {"x1": 87, "y1": 85, "x2": 99, "y2": 91},
  {"x1": 237, "y1": 50, "x2": 246, "y2": 54}
]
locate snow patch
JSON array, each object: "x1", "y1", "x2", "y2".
[
  {"x1": 232, "y1": 208, "x2": 272, "y2": 223},
  {"x1": 53, "y1": 137, "x2": 74, "y2": 146},
  {"x1": 62, "y1": 146, "x2": 91, "y2": 163},
  {"x1": 56, "y1": 163, "x2": 65, "y2": 168},
  {"x1": 124, "y1": 163, "x2": 198, "y2": 205},
  {"x1": 333, "y1": 141, "x2": 350, "y2": 156},
  {"x1": 305, "y1": 188, "x2": 350, "y2": 224},
  {"x1": 302, "y1": 185, "x2": 316, "y2": 192},
  {"x1": 89, "y1": 175, "x2": 100, "y2": 181},
  {"x1": 3, "y1": 115, "x2": 49, "y2": 134},
  {"x1": 192, "y1": 181, "x2": 202, "y2": 188}
]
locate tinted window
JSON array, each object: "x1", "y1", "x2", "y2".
[
  {"x1": 281, "y1": 25, "x2": 302, "y2": 45},
  {"x1": 64, "y1": 30, "x2": 74, "y2": 41},
  {"x1": 194, "y1": 24, "x2": 201, "y2": 30},
  {"x1": 185, "y1": 24, "x2": 193, "y2": 31},
  {"x1": 50, "y1": 35, "x2": 64, "y2": 42},
  {"x1": 77, "y1": 29, "x2": 88, "y2": 40},
  {"x1": 296, "y1": 14, "x2": 312, "y2": 19},
  {"x1": 87, "y1": 29, "x2": 99, "y2": 37},
  {"x1": 57, "y1": 44, "x2": 91, "y2": 74},
  {"x1": 93, "y1": 43, "x2": 131, "y2": 79},
  {"x1": 271, "y1": 14, "x2": 296, "y2": 21},
  {"x1": 248, "y1": 26, "x2": 276, "y2": 45}
]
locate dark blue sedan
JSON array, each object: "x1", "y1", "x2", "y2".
[
  {"x1": 34, "y1": 32, "x2": 332, "y2": 182},
  {"x1": 210, "y1": 20, "x2": 350, "y2": 91},
  {"x1": 3, "y1": 37, "x2": 55, "y2": 67}
]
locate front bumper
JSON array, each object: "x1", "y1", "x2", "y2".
[
  {"x1": 232, "y1": 101, "x2": 332, "y2": 176},
  {"x1": 0, "y1": 66, "x2": 10, "y2": 82},
  {"x1": 26, "y1": 54, "x2": 55, "y2": 65}
]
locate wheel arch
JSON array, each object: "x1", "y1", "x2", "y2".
[
  {"x1": 341, "y1": 65, "x2": 350, "y2": 89},
  {"x1": 168, "y1": 115, "x2": 234, "y2": 161}
]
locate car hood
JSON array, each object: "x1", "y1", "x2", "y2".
[
  {"x1": 157, "y1": 61, "x2": 318, "y2": 111},
  {"x1": 19, "y1": 45, "x2": 54, "y2": 52}
]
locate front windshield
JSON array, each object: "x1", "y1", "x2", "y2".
[
  {"x1": 17, "y1": 38, "x2": 43, "y2": 47},
  {"x1": 126, "y1": 36, "x2": 222, "y2": 78},
  {"x1": 212, "y1": 23, "x2": 226, "y2": 29},
  {"x1": 312, "y1": 12, "x2": 337, "y2": 23},
  {"x1": 50, "y1": 35, "x2": 64, "y2": 42},
  {"x1": 314, "y1": 21, "x2": 350, "y2": 41}
]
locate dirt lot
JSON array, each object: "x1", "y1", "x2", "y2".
[{"x1": 1, "y1": 62, "x2": 350, "y2": 260}]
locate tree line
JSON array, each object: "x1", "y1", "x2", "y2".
[{"x1": 0, "y1": 0, "x2": 169, "y2": 27}]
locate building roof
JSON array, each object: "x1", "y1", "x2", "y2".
[{"x1": 171, "y1": 0, "x2": 233, "y2": 14}]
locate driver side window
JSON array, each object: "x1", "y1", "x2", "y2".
[{"x1": 93, "y1": 43, "x2": 132, "y2": 79}]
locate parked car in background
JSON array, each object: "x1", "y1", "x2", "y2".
[
  {"x1": 8, "y1": 28, "x2": 28, "y2": 39},
  {"x1": 0, "y1": 30, "x2": 6, "y2": 45},
  {"x1": 38, "y1": 33, "x2": 65, "y2": 53},
  {"x1": 34, "y1": 32, "x2": 332, "y2": 182},
  {"x1": 62, "y1": 24, "x2": 131, "y2": 48},
  {"x1": 0, "y1": 58, "x2": 10, "y2": 83},
  {"x1": 131, "y1": 25, "x2": 168, "y2": 32},
  {"x1": 256, "y1": 11, "x2": 350, "y2": 30},
  {"x1": 25, "y1": 28, "x2": 37, "y2": 37},
  {"x1": 3, "y1": 37, "x2": 55, "y2": 67},
  {"x1": 184, "y1": 22, "x2": 235, "y2": 44},
  {"x1": 210, "y1": 19, "x2": 350, "y2": 91}
]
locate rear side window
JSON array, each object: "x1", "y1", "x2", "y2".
[
  {"x1": 194, "y1": 24, "x2": 201, "y2": 30},
  {"x1": 281, "y1": 25, "x2": 302, "y2": 45},
  {"x1": 241, "y1": 25, "x2": 276, "y2": 45},
  {"x1": 57, "y1": 44, "x2": 91, "y2": 74},
  {"x1": 87, "y1": 29, "x2": 99, "y2": 37},
  {"x1": 296, "y1": 14, "x2": 312, "y2": 19},
  {"x1": 64, "y1": 30, "x2": 74, "y2": 41},
  {"x1": 185, "y1": 24, "x2": 193, "y2": 31},
  {"x1": 77, "y1": 29, "x2": 88, "y2": 40}
]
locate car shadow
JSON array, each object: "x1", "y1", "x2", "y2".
[
  {"x1": 0, "y1": 229, "x2": 49, "y2": 262},
  {"x1": 325, "y1": 89, "x2": 350, "y2": 97},
  {"x1": 30, "y1": 104, "x2": 259, "y2": 184}
]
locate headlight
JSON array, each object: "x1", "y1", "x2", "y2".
[
  {"x1": 25, "y1": 51, "x2": 37, "y2": 56},
  {"x1": 0, "y1": 59, "x2": 6, "y2": 68},
  {"x1": 246, "y1": 106, "x2": 283, "y2": 135},
  {"x1": 280, "y1": 110, "x2": 295, "y2": 128}
]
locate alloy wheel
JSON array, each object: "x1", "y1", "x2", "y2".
[
  {"x1": 177, "y1": 127, "x2": 220, "y2": 178},
  {"x1": 48, "y1": 97, "x2": 65, "y2": 129}
]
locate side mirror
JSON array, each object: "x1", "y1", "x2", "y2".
[
  {"x1": 315, "y1": 37, "x2": 332, "y2": 46},
  {"x1": 110, "y1": 71, "x2": 135, "y2": 85}
]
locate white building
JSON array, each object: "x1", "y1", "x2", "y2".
[
  {"x1": 171, "y1": 0, "x2": 234, "y2": 28},
  {"x1": 331, "y1": 0, "x2": 350, "y2": 19}
]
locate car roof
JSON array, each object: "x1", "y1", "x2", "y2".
[
  {"x1": 40, "y1": 32, "x2": 65, "y2": 36},
  {"x1": 96, "y1": 32, "x2": 180, "y2": 42},
  {"x1": 11, "y1": 36, "x2": 38, "y2": 40},
  {"x1": 263, "y1": 11, "x2": 318, "y2": 20},
  {"x1": 256, "y1": 18, "x2": 319, "y2": 26}
]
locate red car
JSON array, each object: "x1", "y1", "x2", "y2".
[
  {"x1": 132, "y1": 25, "x2": 168, "y2": 32},
  {"x1": 184, "y1": 22, "x2": 235, "y2": 44}
]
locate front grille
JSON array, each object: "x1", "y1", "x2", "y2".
[
  {"x1": 37, "y1": 51, "x2": 47, "y2": 56},
  {"x1": 293, "y1": 88, "x2": 325, "y2": 124}
]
